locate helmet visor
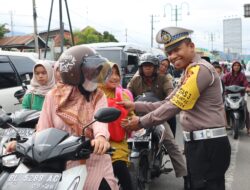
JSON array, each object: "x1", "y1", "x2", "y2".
[{"x1": 82, "y1": 54, "x2": 111, "y2": 83}]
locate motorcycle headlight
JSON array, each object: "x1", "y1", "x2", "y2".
[{"x1": 2, "y1": 154, "x2": 20, "y2": 167}]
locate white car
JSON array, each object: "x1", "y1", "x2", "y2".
[{"x1": 0, "y1": 51, "x2": 36, "y2": 113}]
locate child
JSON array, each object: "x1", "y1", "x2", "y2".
[
  {"x1": 22, "y1": 60, "x2": 55, "y2": 110},
  {"x1": 98, "y1": 62, "x2": 134, "y2": 190}
]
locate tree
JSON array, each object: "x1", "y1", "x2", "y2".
[
  {"x1": 74, "y1": 26, "x2": 118, "y2": 45},
  {"x1": 103, "y1": 31, "x2": 118, "y2": 42},
  {"x1": 0, "y1": 24, "x2": 10, "y2": 38}
]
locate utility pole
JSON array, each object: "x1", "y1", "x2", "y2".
[
  {"x1": 10, "y1": 11, "x2": 14, "y2": 36},
  {"x1": 174, "y1": 5, "x2": 178, "y2": 26},
  {"x1": 59, "y1": 0, "x2": 64, "y2": 54},
  {"x1": 32, "y1": 0, "x2": 39, "y2": 54},
  {"x1": 125, "y1": 28, "x2": 127, "y2": 42},
  {"x1": 151, "y1": 15, "x2": 154, "y2": 48},
  {"x1": 44, "y1": 0, "x2": 75, "y2": 59},
  {"x1": 150, "y1": 15, "x2": 159, "y2": 48},
  {"x1": 210, "y1": 33, "x2": 214, "y2": 51},
  {"x1": 163, "y1": 2, "x2": 190, "y2": 27},
  {"x1": 207, "y1": 32, "x2": 219, "y2": 51}
]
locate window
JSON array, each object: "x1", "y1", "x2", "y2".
[
  {"x1": 0, "y1": 56, "x2": 19, "y2": 89},
  {"x1": 126, "y1": 55, "x2": 139, "y2": 74},
  {"x1": 9, "y1": 55, "x2": 35, "y2": 84}
]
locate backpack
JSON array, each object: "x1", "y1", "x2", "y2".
[{"x1": 107, "y1": 87, "x2": 132, "y2": 142}]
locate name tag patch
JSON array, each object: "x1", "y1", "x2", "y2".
[{"x1": 170, "y1": 65, "x2": 200, "y2": 110}]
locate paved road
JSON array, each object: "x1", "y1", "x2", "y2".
[
  {"x1": 225, "y1": 95, "x2": 250, "y2": 190},
  {"x1": 149, "y1": 115, "x2": 185, "y2": 190},
  {"x1": 148, "y1": 96, "x2": 250, "y2": 190}
]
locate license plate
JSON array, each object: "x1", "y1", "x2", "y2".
[
  {"x1": 0, "y1": 128, "x2": 35, "y2": 138},
  {"x1": 2, "y1": 173, "x2": 62, "y2": 190},
  {"x1": 127, "y1": 135, "x2": 151, "y2": 142}
]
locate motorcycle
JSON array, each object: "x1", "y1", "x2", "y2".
[
  {"x1": 0, "y1": 105, "x2": 40, "y2": 153},
  {"x1": 224, "y1": 85, "x2": 246, "y2": 139},
  {"x1": 128, "y1": 93, "x2": 171, "y2": 190},
  {"x1": 0, "y1": 107, "x2": 121, "y2": 190}
]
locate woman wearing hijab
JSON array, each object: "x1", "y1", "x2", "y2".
[
  {"x1": 6, "y1": 45, "x2": 119, "y2": 190},
  {"x1": 22, "y1": 60, "x2": 55, "y2": 110},
  {"x1": 98, "y1": 62, "x2": 134, "y2": 190}
]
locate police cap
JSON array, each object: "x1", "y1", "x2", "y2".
[{"x1": 156, "y1": 26, "x2": 193, "y2": 53}]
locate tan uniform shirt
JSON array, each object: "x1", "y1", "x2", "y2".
[{"x1": 135, "y1": 55, "x2": 225, "y2": 132}]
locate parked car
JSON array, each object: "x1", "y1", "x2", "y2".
[{"x1": 0, "y1": 51, "x2": 37, "y2": 113}]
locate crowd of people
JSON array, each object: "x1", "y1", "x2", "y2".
[{"x1": 4, "y1": 25, "x2": 250, "y2": 190}]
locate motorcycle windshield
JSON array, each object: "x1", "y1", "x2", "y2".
[{"x1": 32, "y1": 128, "x2": 69, "y2": 163}]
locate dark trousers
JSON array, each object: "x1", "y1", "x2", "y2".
[
  {"x1": 99, "y1": 178, "x2": 111, "y2": 190},
  {"x1": 113, "y1": 160, "x2": 133, "y2": 190},
  {"x1": 168, "y1": 116, "x2": 177, "y2": 137},
  {"x1": 245, "y1": 105, "x2": 250, "y2": 129},
  {"x1": 184, "y1": 136, "x2": 231, "y2": 190}
]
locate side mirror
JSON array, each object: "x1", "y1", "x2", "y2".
[
  {"x1": 14, "y1": 89, "x2": 26, "y2": 102},
  {"x1": 94, "y1": 107, "x2": 121, "y2": 123},
  {"x1": 0, "y1": 113, "x2": 12, "y2": 127}
]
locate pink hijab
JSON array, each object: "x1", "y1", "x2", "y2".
[{"x1": 29, "y1": 60, "x2": 55, "y2": 96}]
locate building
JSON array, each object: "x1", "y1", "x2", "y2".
[
  {"x1": 0, "y1": 35, "x2": 47, "y2": 58},
  {"x1": 39, "y1": 28, "x2": 73, "y2": 60},
  {"x1": 223, "y1": 18, "x2": 242, "y2": 56}
]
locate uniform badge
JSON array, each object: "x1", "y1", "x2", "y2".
[
  {"x1": 161, "y1": 30, "x2": 172, "y2": 43},
  {"x1": 170, "y1": 65, "x2": 200, "y2": 110}
]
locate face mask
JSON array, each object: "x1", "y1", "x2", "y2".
[{"x1": 82, "y1": 78, "x2": 97, "y2": 92}]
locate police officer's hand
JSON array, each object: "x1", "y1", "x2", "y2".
[
  {"x1": 121, "y1": 116, "x2": 141, "y2": 131},
  {"x1": 91, "y1": 135, "x2": 110, "y2": 155},
  {"x1": 116, "y1": 101, "x2": 135, "y2": 112}
]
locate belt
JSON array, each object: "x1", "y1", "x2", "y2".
[{"x1": 183, "y1": 127, "x2": 227, "y2": 142}]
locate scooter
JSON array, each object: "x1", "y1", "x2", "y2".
[
  {"x1": 128, "y1": 93, "x2": 171, "y2": 190},
  {"x1": 224, "y1": 85, "x2": 246, "y2": 139},
  {"x1": 0, "y1": 86, "x2": 36, "y2": 146},
  {"x1": 0, "y1": 107, "x2": 120, "y2": 190},
  {"x1": 0, "y1": 106, "x2": 39, "y2": 156}
]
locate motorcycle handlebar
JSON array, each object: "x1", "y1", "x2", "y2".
[{"x1": 78, "y1": 139, "x2": 115, "y2": 158}]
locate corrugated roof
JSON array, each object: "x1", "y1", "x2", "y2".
[
  {"x1": 0, "y1": 35, "x2": 34, "y2": 46},
  {"x1": 0, "y1": 35, "x2": 47, "y2": 49}
]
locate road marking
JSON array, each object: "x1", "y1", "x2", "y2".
[{"x1": 225, "y1": 136, "x2": 239, "y2": 190}]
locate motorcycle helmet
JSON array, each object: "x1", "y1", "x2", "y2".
[
  {"x1": 58, "y1": 45, "x2": 110, "y2": 91},
  {"x1": 157, "y1": 54, "x2": 168, "y2": 63},
  {"x1": 138, "y1": 53, "x2": 159, "y2": 76}
]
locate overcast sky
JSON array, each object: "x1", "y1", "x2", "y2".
[{"x1": 0, "y1": 0, "x2": 250, "y2": 53}]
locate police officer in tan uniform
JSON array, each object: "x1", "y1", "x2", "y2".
[
  {"x1": 120, "y1": 27, "x2": 231, "y2": 190},
  {"x1": 127, "y1": 53, "x2": 187, "y2": 178}
]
